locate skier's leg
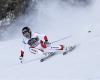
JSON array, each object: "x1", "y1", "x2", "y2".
[
  {"x1": 40, "y1": 40, "x2": 47, "y2": 48},
  {"x1": 50, "y1": 45, "x2": 64, "y2": 50}
]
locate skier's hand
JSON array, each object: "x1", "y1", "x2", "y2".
[
  {"x1": 44, "y1": 40, "x2": 51, "y2": 47},
  {"x1": 19, "y1": 56, "x2": 23, "y2": 60},
  {"x1": 44, "y1": 40, "x2": 49, "y2": 44}
]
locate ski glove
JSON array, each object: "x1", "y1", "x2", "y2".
[
  {"x1": 19, "y1": 56, "x2": 23, "y2": 60},
  {"x1": 44, "y1": 40, "x2": 49, "y2": 44},
  {"x1": 28, "y1": 37, "x2": 39, "y2": 47}
]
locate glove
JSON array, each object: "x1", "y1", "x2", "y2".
[
  {"x1": 19, "y1": 56, "x2": 23, "y2": 60},
  {"x1": 28, "y1": 37, "x2": 39, "y2": 47},
  {"x1": 44, "y1": 40, "x2": 51, "y2": 47},
  {"x1": 34, "y1": 37, "x2": 39, "y2": 41},
  {"x1": 44, "y1": 40, "x2": 50, "y2": 44}
]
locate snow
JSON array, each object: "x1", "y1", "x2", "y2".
[{"x1": 0, "y1": 0, "x2": 100, "y2": 80}]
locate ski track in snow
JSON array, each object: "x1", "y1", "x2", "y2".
[{"x1": 0, "y1": 0, "x2": 100, "y2": 80}]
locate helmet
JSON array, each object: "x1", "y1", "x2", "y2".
[
  {"x1": 22, "y1": 27, "x2": 31, "y2": 38},
  {"x1": 22, "y1": 27, "x2": 31, "y2": 34}
]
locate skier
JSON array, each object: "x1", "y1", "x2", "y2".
[
  {"x1": 19, "y1": 27, "x2": 65, "y2": 62},
  {"x1": 19, "y1": 27, "x2": 50, "y2": 60}
]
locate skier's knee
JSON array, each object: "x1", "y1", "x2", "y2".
[{"x1": 58, "y1": 45, "x2": 64, "y2": 50}]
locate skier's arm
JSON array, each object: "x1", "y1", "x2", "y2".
[
  {"x1": 20, "y1": 50, "x2": 24, "y2": 57},
  {"x1": 19, "y1": 40, "x2": 26, "y2": 59},
  {"x1": 44, "y1": 35, "x2": 49, "y2": 43},
  {"x1": 40, "y1": 35, "x2": 49, "y2": 48}
]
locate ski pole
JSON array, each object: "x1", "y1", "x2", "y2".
[{"x1": 51, "y1": 35, "x2": 72, "y2": 44}]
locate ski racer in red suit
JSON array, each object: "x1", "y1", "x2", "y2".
[
  {"x1": 19, "y1": 27, "x2": 64, "y2": 60},
  {"x1": 19, "y1": 27, "x2": 50, "y2": 59}
]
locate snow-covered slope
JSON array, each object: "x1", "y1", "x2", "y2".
[{"x1": 0, "y1": 0, "x2": 100, "y2": 80}]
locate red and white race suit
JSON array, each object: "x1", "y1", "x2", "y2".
[{"x1": 20, "y1": 32, "x2": 49, "y2": 58}]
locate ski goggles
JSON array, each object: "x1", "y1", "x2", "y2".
[{"x1": 22, "y1": 30, "x2": 29, "y2": 34}]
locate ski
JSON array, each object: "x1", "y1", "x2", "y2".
[
  {"x1": 40, "y1": 45, "x2": 78, "y2": 62},
  {"x1": 63, "y1": 45, "x2": 77, "y2": 55},
  {"x1": 40, "y1": 52, "x2": 56, "y2": 62}
]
